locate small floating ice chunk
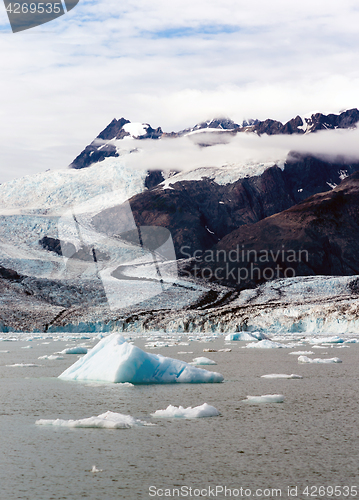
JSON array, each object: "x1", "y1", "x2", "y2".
[
  {"x1": 190, "y1": 357, "x2": 217, "y2": 365},
  {"x1": 151, "y1": 403, "x2": 220, "y2": 418},
  {"x1": 38, "y1": 355, "x2": 65, "y2": 360},
  {"x1": 59, "y1": 334, "x2": 223, "y2": 384},
  {"x1": 6, "y1": 363, "x2": 39, "y2": 367},
  {"x1": 218, "y1": 348, "x2": 231, "y2": 352},
  {"x1": 244, "y1": 394, "x2": 284, "y2": 403},
  {"x1": 298, "y1": 356, "x2": 342, "y2": 364},
  {"x1": 35, "y1": 411, "x2": 152, "y2": 429},
  {"x1": 261, "y1": 374, "x2": 303, "y2": 379},
  {"x1": 246, "y1": 340, "x2": 287, "y2": 349},
  {"x1": 289, "y1": 351, "x2": 314, "y2": 355},
  {"x1": 91, "y1": 465, "x2": 103, "y2": 473},
  {"x1": 59, "y1": 346, "x2": 88, "y2": 355}
]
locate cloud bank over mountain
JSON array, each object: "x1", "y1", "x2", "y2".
[{"x1": 1, "y1": 0, "x2": 359, "y2": 180}]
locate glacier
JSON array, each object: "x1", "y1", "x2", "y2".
[
  {"x1": 0, "y1": 159, "x2": 147, "y2": 213},
  {"x1": 2, "y1": 143, "x2": 359, "y2": 336},
  {"x1": 58, "y1": 333, "x2": 224, "y2": 384}
]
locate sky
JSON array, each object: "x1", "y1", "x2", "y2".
[{"x1": 1, "y1": 0, "x2": 359, "y2": 182}]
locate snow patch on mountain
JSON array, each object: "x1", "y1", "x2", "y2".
[
  {"x1": 122, "y1": 123, "x2": 149, "y2": 138},
  {"x1": 159, "y1": 161, "x2": 280, "y2": 189}
]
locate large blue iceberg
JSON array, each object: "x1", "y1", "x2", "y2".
[{"x1": 59, "y1": 333, "x2": 224, "y2": 384}]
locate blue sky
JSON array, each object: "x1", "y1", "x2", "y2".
[{"x1": 1, "y1": 0, "x2": 359, "y2": 181}]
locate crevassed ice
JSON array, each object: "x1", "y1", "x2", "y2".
[
  {"x1": 151, "y1": 403, "x2": 220, "y2": 418},
  {"x1": 58, "y1": 333, "x2": 224, "y2": 384}
]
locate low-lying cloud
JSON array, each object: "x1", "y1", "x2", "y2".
[{"x1": 122, "y1": 127, "x2": 359, "y2": 175}]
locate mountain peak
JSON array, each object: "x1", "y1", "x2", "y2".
[{"x1": 69, "y1": 108, "x2": 359, "y2": 170}]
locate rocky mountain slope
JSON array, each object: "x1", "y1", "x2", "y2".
[
  {"x1": 194, "y1": 171, "x2": 359, "y2": 288},
  {"x1": 107, "y1": 153, "x2": 359, "y2": 257}
]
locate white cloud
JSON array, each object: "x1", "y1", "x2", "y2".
[
  {"x1": 1, "y1": 0, "x2": 359, "y2": 182},
  {"x1": 112, "y1": 127, "x2": 359, "y2": 176}
]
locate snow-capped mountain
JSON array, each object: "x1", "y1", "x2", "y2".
[
  {"x1": 70, "y1": 109, "x2": 359, "y2": 174},
  {"x1": 1, "y1": 108, "x2": 359, "y2": 333}
]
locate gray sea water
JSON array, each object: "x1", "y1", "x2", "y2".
[{"x1": 0, "y1": 335, "x2": 358, "y2": 500}]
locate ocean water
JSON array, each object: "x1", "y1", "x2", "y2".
[{"x1": 0, "y1": 335, "x2": 358, "y2": 500}]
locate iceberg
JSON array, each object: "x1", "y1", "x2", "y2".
[
  {"x1": 151, "y1": 403, "x2": 220, "y2": 418},
  {"x1": 224, "y1": 331, "x2": 268, "y2": 341},
  {"x1": 243, "y1": 394, "x2": 284, "y2": 403},
  {"x1": 59, "y1": 334, "x2": 224, "y2": 384},
  {"x1": 261, "y1": 374, "x2": 303, "y2": 379},
  {"x1": 35, "y1": 411, "x2": 152, "y2": 429},
  {"x1": 190, "y1": 357, "x2": 217, "y2": 365},
  {"x1": 298, "y1": 356, "x2": 342, "y2": 364}
]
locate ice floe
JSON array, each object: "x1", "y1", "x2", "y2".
[
  {"x1": 245, "y1": 340, "x2": 288, "y2": 349},
  {"x1": 307, "y1": 336, "x2": 344, "y2": 344},
  {"x1": 190, "y1": 357, "x2": 217, "y2": 365},
  {"x1": 35, "y1": 411, "x2": 152, "y2": 429},
  {"x1": 261, "y1": 374, "x2": 303, "y2": 379},
  {"x1": 6, "y1": 363, "x2": 39, "y2": 367},
  {"x1": 243, "y1": 394, "x2": 284, "y2": 403},
  {"x1": 151, "y1": 403, "x2": 220, "y2": 418},
  {"x1": 298, "y1": 356, "x2": 342, "y2": 364},
  {"x1": 289, "y1": 351, "x2": 314, "y2": 355},
  {"x1": 38, "y1": 355, "x2": 64, "y2": 360},
  {"x1": 59, "y1": 346, "x2": 88, "y2": 355},
  {"x1": 59, "y1": 333, "x2": 224, "y2": 384}
]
